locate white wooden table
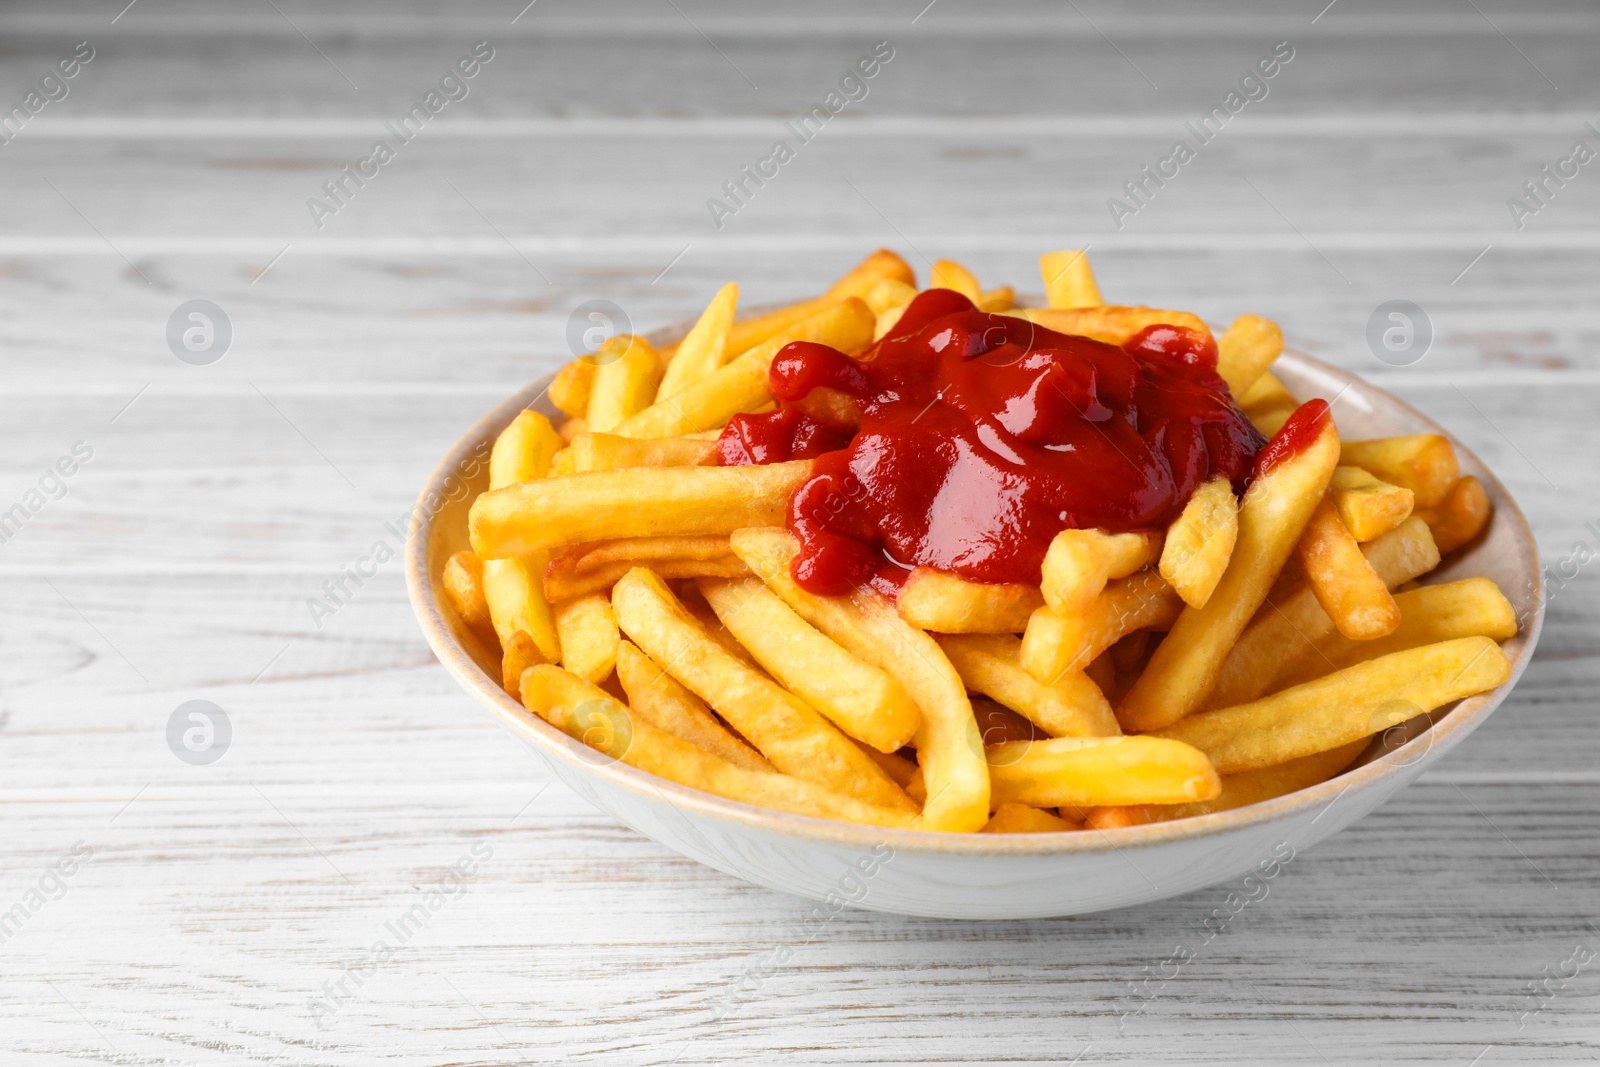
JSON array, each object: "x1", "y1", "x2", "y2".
[{"x1": 2, "y1": 2, "x2": 1596, "y2": 1062}]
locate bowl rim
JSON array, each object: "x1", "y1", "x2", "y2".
[{"x1": 405, "y1": 322, "x2": 1545, "y2": 857}]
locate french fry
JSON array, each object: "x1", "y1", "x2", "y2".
[
  {"x1": 873, "y1": 304, "x2": 909, "y2": 342},
  {"x1": 559, "y1": 432, "x2": 718, "y2": 474},
  {"x1": 557, "y1": 535, "x2": 739, "y2": 575},
  {"x1": 862, "y1": 276, "x2": 919, "y2": 316},
  {"x1": 824, "y1": 248, "x2": 917, "y2": 300},
  {"x1": 481, "y1": 410, "x2": 565, "y2": 661},
  {"x1": 1159, "y1": 476, "x2": 1239, "y2": 609},
  {"x1": 1207, "y1": 515, "x2": 1441, "y2": 708},
  {"x1": 1084, "y1": 805, "x2": 1152, "y2": 830},
  {"x1": 471, "y1": 460, "x2": 813, "y2": 560},
  {"x1": 698, "y1": 576, "x2": 920, "y2": 753},
  {"x1": 1329, "y1": 465, "x2": 1414, "y2": 542},
  {"x1": 553, "y1": 593, "x2": 620, "y2": 684},
  {"x1": 558, "y1": 416, "x2": 587, "y2": 442},
  {"x1": 1340, "y1": 435, "x2": 1460, "y2": 509},
  {"x1": 545, "y1": 555, "x2": 750, "y2": 603},
  {"x1": 859, "y1": 742, "x2": 919, "y2": 788},
  {"x1": 442, "y1": 550, "x2": 497, "y2": 645},
  {"x1": 586, "y1": 335, "x2": 664, "y2": 433},
  {"x1": 930, "y1": 259, "x2": 983, "y2": 303},
  {"x1": 549, "y1": 359, "x2": 596, "y2": 418},
  {"x1": 1271, "y1": 577, "x2": 1517, "y2": 691},
  {"x1": 657, "y1": 283, "x2": 738, "y2": 401},
  {"x1": 981, "y1": 803, "x2": 1079, "y2": 833},
  {"x1": 1039, "y1": 249, "x2": 1103, "y2": 309},
  {"x1": 611, "y1": 298, "x2": 875, "y2": 439},
  {"x1": 1153, "y1": 636, "x2": 1512, "y2": 774},
  {"x1": 1003, "y1": 306, "x2": 1211, "y2": 348},
  {"x1": 937, "y1": 633, "x2": 1119, "y2": 738},
  {"x1": 610, "y1": 567, "x2": 915, "y2": 812},
  {"x1": 978, "y1": 286, "x2": 1016, "y2": 312},
  {"x1": 1236, "y1": 372, "x2": 1299, "y2": 438},
  {"x1": 1117, "y1": 401, "x2": 1341, "y2": 732},
  {"x1": 1041, "y1": 529, "x2": 1163, "y2": 615},
  {"x1": 1297, "y1": 494, "x2": 1401, "y2": 640},
  {"x1": 490, "y1": 409, "x2": 564, "y2": 487},
  {"x1": 614, "y1": 640, "x2": 771, "y2": 772},
  {"x1": 987, "y1": 736, "x2": 1221, "y2": 808},
  {"x1": 501, "y1": 630, "x2": 544, "y2": 701},
  {"x1": 1141, "y1": 738, "x2": 1370, "y2": 822},
  {"x1": 1417, "y1": 475, "x2": 1491, "y2": 554},
  {"x1": 1216, "y1": 314, "x2": 1283, "y2": 398},
  {"x1": 897, "y1": 567, "x2": 1044, "y2": 634},
  {"x1": 1021, "y1": 568, "x2": 1183, "y2": 685},
  {"x1": 520, "y1": 666, "x2": 915, "y2": 828},
  {"x1": 728, "y1": 527, "x2": 991, "y2": 833}
]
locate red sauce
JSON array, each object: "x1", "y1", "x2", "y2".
[
  {"x1": 716, "y1": 290, "x2": 1266, "y2": 595},
  {"x1": 1250, "y1": 398, "x2": 1330, "y2": 479}
]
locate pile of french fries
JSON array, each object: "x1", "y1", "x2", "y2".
[{"x1": 444, "y1": 249, "x2": 1515, "y2": 835}]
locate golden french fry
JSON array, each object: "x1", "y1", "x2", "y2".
[
  {"x1": 610, "y1": 567, "x2": 914, "y2": 812},
  {"x1": 937, "y1": 632, "x2": 1119, "y2": 738},
  {"x1": 1329, "y1": 465, "x2": 1414, "y2": 542},
  {"x1": 978, "y1": 286, "x2": 1016, "y2": 312},
  {"x1": 1159, "y1": 476, "x2": 1239, "y2": 609},
  {"x1": 930, "y1": 259, "x2": 983, "y2": 303},
  {"x1": 1039, "y1": 250, "x2": 1103, "y2": 309},
  {"x1": 558, "y1": 416, "x2": 587, "y2": 442},
  {"x1": 1297, "y1": 494, "x2": 1401, "y2": 640},
  {"x1": 545, "y1": 555, "x2": 750, "y2": 603},
  {"x1": 1003, "y1": 306, "x2": 1211, "y2": 347},
  {"x1": 897, "y1": 567, "x2": 1044, "y2": 634},
  {"x1": 728, "y1": 527, "x2": 991, "y2": 833},
  {"x1": 873, "y1": 304, "x2": 910, "y2": 342},
  {"x1": 501, "y1": 629, "x2": 544, "y2": 700},
  {"x1": 553, "y1": 593, "x2": 619, "y2": 684},
  {"x1": 859, "y1": 742, "x2": 919, "y2": 788},
  {"x1": 1154, "y1": 636, "x2": 1511, "y2": 775},
  {"x1": 491, "y1": 410, "x2": 564, "y2": 487},
  {"x1": 549, "y1": 359, "x2": 596, "y2": 418},
  {"x1": 1272, "y1": 577, "x2": 1517, "y2": 691},
  {"x1": 1236, "y1": 372, "x2": 1299, "y2": 438},
  {"x1": 561, "y1": 432, "x2": 718, "y2": 473},
  {"x1": 981, "y1": 803, "x2": 1079, "y2": 833},
  {"x1": 824, "y1": 248, "x2": 917, "y2": 299},
  {"x1": 615, "y1": 640, "x2": 771, "y2": 772},
  {"x1": 1021, "y1": 568, "x2": 1182, "y2": 685},
  {"x1": 1117, "y1": 403, "x2": 1341, "y2": 732},
  {"x1": 1417, "y1": 475, "x2": 1491, "y2": 555},
  {"x1": 471, "y1": 460, "x2": 812, "y2": 560},
  {"x1": 561, "y1": 535, "x2": 738, "y2": 575},
  {"x1": 1340, "y1": 435, "x2": 1460, "y2": 509},
  {"x1": 520, "y1": 665, "x2": 915, "y2": 828},
  {"x1": 657, "y1": 283, "x2": 738, "y2": 401},
  {"x1": 586, "y1": 335, "x2": 664, "y2": 433},
  {"x1": 1084, "y1": 805, "x2": 1152, "y2": 830},
  {"x1": 699, "y1": 577, "x2": 920, "y2": 753},
  {"x1": 1043, "y1": 528, "x2": 1164, "y2": 615},
  {"x1": 1142, "y1": 738, "x2": 1369, "y2": 822},
  {"x1": 971, "y1": 697, "x2": 1041, "y2": 746},
  {"x1": 481, "y1": 410, "x2": 564, "y2": 661},
  {"x1": 987, "y1": 736, "x2": 1221, "y2": 808},
  {"x1": 442, "y1": 550, "x2": 497, "y2": 645},
  {"x1": 862, "y1": 276, "x2": 919, "y2": 316},
  {"x1": 1207, "y1": 515, "x2": 1441, "y2": 708},
  {"x1": 1216, "y1": 314, "x2": 1283, "y2": 398},
  {"x1": 611, "y1": 298, "x2": 875, "y2": 439}
]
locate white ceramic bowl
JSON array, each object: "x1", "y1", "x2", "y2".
[{"x1": 406, "y1": 326, "x2": 1543, "y2": 920}]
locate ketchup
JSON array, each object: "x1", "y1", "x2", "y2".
[{"x1": 716, "y1": 290, "x2": 1267, "y2": 596}]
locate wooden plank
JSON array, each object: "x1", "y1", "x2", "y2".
[
  {"x1": 0, "y1": 777, "x2": 1594, "y2": 1063},
  {"x1": 4, "y1": 132, "x2": 1595, "y2": 240},
  {"x1": 0, "y1": 248, "x2": 1594, "y2": 391},
  {"x1": 0, "y1": 8, "x2": 1595, "y2": 121}
]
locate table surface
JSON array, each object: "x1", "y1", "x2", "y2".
[{"x1": 2, "y1": 1, "x2": 1597, "y2": 1063}]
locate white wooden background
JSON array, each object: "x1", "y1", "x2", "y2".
[{"x1": 1, "y1": 1, "x2": 1597, "y2": 1063}]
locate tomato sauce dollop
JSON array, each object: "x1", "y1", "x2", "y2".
[{"x1": 715, "y1": 289, "x2": 1267, "y2": 596}]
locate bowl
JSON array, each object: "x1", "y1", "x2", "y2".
[{"x1": 405, "y1": 319, "x2": 1544, "y2": 920}]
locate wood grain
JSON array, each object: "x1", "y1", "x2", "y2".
[{"x1": 1, "y1": 1, "x2": 1597, "y2": 1063}]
